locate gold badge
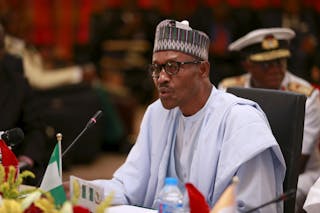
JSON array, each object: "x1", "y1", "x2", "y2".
[{"x1": 262, "y1": 35, "x2": 279, "y2": 50}]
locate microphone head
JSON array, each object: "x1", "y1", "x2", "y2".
[
  {"x1": 2, "y1": 128, "x2": 24, "y2": 147},
  {"x1": 86, "y1": 110, "x2": 103, "y2": 129},
  {"x1": 93, "y1": 110, "x2": 103, "y2": 120}
]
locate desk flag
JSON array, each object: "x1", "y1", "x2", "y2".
[
  {"x1": 40, "y1": 137, "x2": 66, "y2": 206},
  {"x1": 210, "y1": 176, "x2": 239, "y2": 213}
]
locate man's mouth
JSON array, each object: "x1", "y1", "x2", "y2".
[{"x1": 158, "y1": 87, "x2": 171, "y2": 98}]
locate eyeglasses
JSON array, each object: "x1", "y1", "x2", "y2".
[{"x1": 148, "y1": 60, "x2": 202, "y2": 78}]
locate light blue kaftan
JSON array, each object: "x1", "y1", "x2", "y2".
[{"x1": 91, "y1": 87, "x2": 286, "y2": 213}]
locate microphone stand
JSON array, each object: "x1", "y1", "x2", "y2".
[
  {"x1": 61, "y1": 110, "x2": 102, "y2": 158},
  {"x1": 245, "y1": 189, "x2": 296, "y2": 213},
  {"x1": 61, "y1": 126, "x2": 88, "y2": 158}
]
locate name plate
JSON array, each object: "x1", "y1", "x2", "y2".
[{"x1": 70, "y1": 175, "x2": 104, "y2": 212}]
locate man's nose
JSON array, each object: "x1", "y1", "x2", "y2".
[{"x1": 157, "y1": 69, "x2": 170, "y2": 82}]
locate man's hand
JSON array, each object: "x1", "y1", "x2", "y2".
[
  {"x1": 63, "y1": 181, "x2": 71, "y2": 199},
  {"x1": 81, "y1": 63, "x2": 97, "y2": 83},
  {"x1": 18, "y1": 155, "x2": 34, "y2": 170}
]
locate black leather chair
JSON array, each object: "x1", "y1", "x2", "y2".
[{"x1": 226, "y1": 87, "x2": 306, "y2": 213}]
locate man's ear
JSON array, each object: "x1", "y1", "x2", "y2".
[{"x1": 199, "y1": 61, "x2": 210, "y2": 77}]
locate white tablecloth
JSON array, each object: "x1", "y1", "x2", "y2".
[{"x1": 107, "y1": 205, "x2": 157, "y2": 213}]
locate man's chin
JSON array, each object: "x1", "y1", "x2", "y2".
[
  {"x1": 259, "y1": 85, "x2": 279, "y2": 90},
  {"x1": 259, "y1": 80, "x2": 282, "y2": 90},
  {"x1": 160, "y1": 99, "x2": 176, "y2": 110},
  {"x1": 266, "y1": 82, "x2": 282, "y2": 90}
]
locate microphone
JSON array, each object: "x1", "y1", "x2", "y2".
[
  {"x1": 85, "y1": 110, "x2": 103, "y2": 129},
  {"x1": 62, "y1": 110, "x2": 103, "y2": 158},
  {"x1": 245, "y1": 189, "x2": 296, "y2": 213},
  {"x1": 0, "y1": 128, "x2": 24, "y2": 147}
]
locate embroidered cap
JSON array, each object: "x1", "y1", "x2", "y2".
[
  {"x1": 153, "y1": 19, "x2": 210, "y2": 60},
  {"x1": 228, "y1": 28, "x2": 295, "y2": 62}
]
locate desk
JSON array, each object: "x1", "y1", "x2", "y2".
[{"x1": 107, "y1": 205, "x2": 157, "y2": 213}]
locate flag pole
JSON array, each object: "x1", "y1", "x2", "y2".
[
  {"x1": 56, "y1": 133, "x2": 63, "y2": 182},
  {"x1": 39, "y1": 132, "x2": 67, "y2": 206},
  {"x1": 210, "y1": 176, "x2": 239, "y2": 213}
]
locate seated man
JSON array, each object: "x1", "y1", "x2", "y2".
[
  {"x1": 219, "y1": 27, "x2": 320, "y2": 213},
  {"x1": 67, "y1": 20, "x2": 286, "y2": 212}
]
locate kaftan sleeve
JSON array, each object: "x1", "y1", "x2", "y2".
[
  {"x1": 213, "y1": 103, "x2": 285, "y2": 213},
  {"x1": 235, "y1": 149, "x2": 283, "y2": 213},
  {"x1": 90, "y1": 106, "x2": 154, "y2": 205}
]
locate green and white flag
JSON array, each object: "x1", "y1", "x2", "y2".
[{"x1": 40, "y1": 142, "x2": 66, "y2": 206}]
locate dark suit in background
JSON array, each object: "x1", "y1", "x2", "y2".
[{"x1": 0, "y1": 53, "x2": 48, "y2": 185}]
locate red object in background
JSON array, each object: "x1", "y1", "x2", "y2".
[
  {"x1": 76, "y1": 0, "x2": 92, "y2": 44},
  {"x1": 138, "y1": 0, "x2": 152, "y2": 9},
  {"x1": 185, "y1": 183, "x2": 210, "y2": 213},
  {"x1": 5, "y1": 0, "x2": 320, "y2": 61},
  {"x1": 312, "y1": 84, "x2": 320, "y2": 90},
  {"x1": 0, "y1": 139, "x2": 18, "y2": 167},
  {"x1": 30, "y1": 0, "x2": 55, "y2": 45},
  {"x1": 55, "y1": 0, "x2": 73, "y2": 59},
  {"x1": 73, "y1": 205, "x2": 90, "y2": 213},
  {"x1": 0, "y1": 139, "x2": 18, "y2": 180},
  {"x1": 24, "y1": 203, "x2": 42, "y2": 213}
]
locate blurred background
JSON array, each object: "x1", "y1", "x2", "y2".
[{"x1": 1, "y1": 0, "x2": 320, "y2": 179}]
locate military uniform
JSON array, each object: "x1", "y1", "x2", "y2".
[
  {"x1": 222, "y1": 26, "x2": 320, "y2": 212},
  {"x1": 219, "y1": 71, "x2": 320, "y2": 211}
]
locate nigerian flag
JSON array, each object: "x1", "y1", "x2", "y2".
[{"x1": 40, "y1": 142, "x2": 66, "y2": 206}]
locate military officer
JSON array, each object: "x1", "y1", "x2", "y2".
[{"x1": 218, "y1": 27, "x2": 320, "y2": 213}]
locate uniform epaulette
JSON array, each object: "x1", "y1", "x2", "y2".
[
  {"x1": 220, "y1": 76, "x2": 246, "y2": 88},
  {"x1": 287, "y1": 82, "x2": 314, "y2": 97}
]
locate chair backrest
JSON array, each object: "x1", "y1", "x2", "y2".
[{"x1": 226, "y1": 87, "x2": 306, "y2": 213}]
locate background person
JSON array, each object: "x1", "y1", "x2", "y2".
[
  {"x1": 1, "y1": 12, "x2": 128, "y2": 166},
  {"x1": 218, "y1": 27, "x2": 320, "y2": 213},
  {"x1": 1, "y1": 12, "x2": 97, "y2": 90},
  {"x1": 0, "y1": 24, "x2": 48, "y2": 185}
]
